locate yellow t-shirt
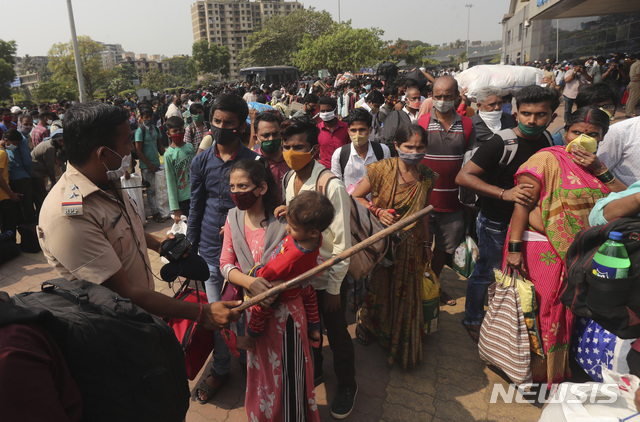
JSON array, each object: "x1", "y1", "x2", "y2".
[{"x1": 0, "y1": 148, "x2": 9, "y2": 201}]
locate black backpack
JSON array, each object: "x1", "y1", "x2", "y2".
[
  {"x1": 5, "y1": 278, "x2": 190, "y2": 422},
  {"x1": 560, "y1": 218, "x2": 640, "y2": 339},
  {"x1": 376, "y1": 62, "x2": 398, "y2": 81},
  {"x1": 338, "y1": 141, "x2": 384, "y2": 175}
]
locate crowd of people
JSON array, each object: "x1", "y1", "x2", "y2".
[{"x1": 1, "y1": 52, "x2": 640, "y2": 421}]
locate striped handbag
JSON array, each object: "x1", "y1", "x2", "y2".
[{"x1": 478, "y1": 269, "x2": 533, "y2": 386}]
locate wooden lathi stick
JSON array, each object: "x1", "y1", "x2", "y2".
[{"x1": 233, "y1": 205, "x2": 434, "y2": 312}]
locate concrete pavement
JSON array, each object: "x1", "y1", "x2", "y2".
[{"x1": 0, "y1": 218, "x2": 543, "y2": 422}]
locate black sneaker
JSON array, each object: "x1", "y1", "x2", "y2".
[{"x1": 330, "y1": 384, "x2": 358, "y2": 419}]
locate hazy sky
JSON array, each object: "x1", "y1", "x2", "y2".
[{"x1": 4, "y1": 0, "x2": 507, "y2": 58}]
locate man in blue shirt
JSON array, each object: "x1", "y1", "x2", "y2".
[
  {"x1": 187, "y1": 94, "x2": 257, "y2": 403},
  {"x1": 4, "y1": 128, "x2": 34, "y2": 224}
]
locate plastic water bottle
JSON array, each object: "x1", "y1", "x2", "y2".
[{"x1": 592, "y1": 231, "x2": 631, "y2": 279}]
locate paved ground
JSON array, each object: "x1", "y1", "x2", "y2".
[
  {"x1": 1, "y1": 220, "x2": 543, "y2": 422},
  {"x1": 1, "y1": 106, "x2": 631, "y2": 421}
]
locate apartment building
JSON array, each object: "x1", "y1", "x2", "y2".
[{"x1": 191, "y1": 0, "x2": 303, "y2": 77}]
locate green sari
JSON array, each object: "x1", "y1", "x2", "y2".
[{"x1": 358, "y1": 157, "x2": 438, "y2": 369}]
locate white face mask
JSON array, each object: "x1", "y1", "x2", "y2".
[
  {"x1": 433, "y1": 100, "x2": 455, "y2": 113},
  {"x1": 319, "y1": 110, "x2": 335, "y2": 122},
  {"x1": 101, "y1": 148, "x2": 131, "y2": 181},
  {"x1": 5, "y1": 143, "x2": 17, "y2": 151},
  {"x1": 478, "y1": 110, "x2": 503, "y2": 133}
]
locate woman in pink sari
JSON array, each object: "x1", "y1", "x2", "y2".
[
  {"x1": 219, "y1": 158, "x2": 319, "y2": 422},
  {"x1": 506, "y1": 107, "x2": 626, "y2": 384}
]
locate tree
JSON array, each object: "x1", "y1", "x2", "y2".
[
  {"x1": 294, "y1": 21, "x2": 384, "y2": 76},
  {"x1": 406, "y1": 45, "x2": 439, "y2": 67},
  {"x1": 237, "y1": 8, "x2": 334, "y2": 67},
  {"x1": 19, "y1": 54, "x2": 37, "y2": 75},
  {"x1": 115, "y1": 63, "x2": 138, "y2": 81},
  {"x1": 33, "y1": 80, "x2": 78, "y2": 102},
  {"x1": 164, "y1": 56, "x2": 196, "y2": 86},
  {"x1": 141, "y1": 69, "x2": 171, "y2": 92},
  {"x1": 192, "y1": 40, "x2": 230, "y2": 78},
  {"x1": 107, "y1": 77, "x2": 133, "y2": 95},
  {"x1": 458, "y1": 51, "x2": 468, "y2": 66},
  {"x1": 381, "y1": 41, "x2": 410, "y2": 64},
  {"x1": 0, "y1": 39, "x2": 17, "y2": 100},
  {"x1": 47, "y1": 36, "x2": 115, "y2": 100}
]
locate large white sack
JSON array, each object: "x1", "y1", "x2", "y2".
[{"x1": 455, "y1": 65, "x2": 545, "y2": 101}]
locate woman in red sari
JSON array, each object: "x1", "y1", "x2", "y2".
[{"x1": 506, "y1": 107, "x2": 626, "y2": 384}]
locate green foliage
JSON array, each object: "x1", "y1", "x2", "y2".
[
  {"x1": 32, "y1": 80, "x2": 78, "y2": 102},
  {"x1": 237, "y1": 8, "x2": 333, "y2": 67},
  {"x1": 381, "y1": 38, "x2": 437, "y2": 65},
  {"x1": 19, "y1": 54, "x2": 38, "y2": 75},
  {"x1": 293, "y1": 21, "x2": 384, "y2": 76},
  {"x1": 490, "y1": 52, "x2": 502, "y2": 64},
  {"x1": 458, "y1": 51, "x2": 468, "y2": 66},
  {"x1": 108, "y1": 77, "x2": 133, "y2": 95},
  {"x1": 164, "y1": 56, "x2": 196, "y2": 86},
  {"x1": 192, "y1": 40, "x2": 230, "y2": 77},
  {"x1": 47, "y1": 36, "x2": 115, "y2": 100},
  {"x1": 0, "y1": 39, "x2": 17, "y2": 100},
  {"x1": 115, "y1": 63, "x2": 138, "y2": 81},
  {"x1": 118, "y1": 89, "x2": 136, "y2": 98},
  {"x1": 141, "y1": 69, "x2": 171, "y2": 92}
]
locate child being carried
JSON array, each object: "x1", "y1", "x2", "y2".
[{"x1": 231, "y1": 191, "x2": 335, "y2": 352}]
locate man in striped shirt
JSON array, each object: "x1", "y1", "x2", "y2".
[{"x1": 419, "y1": 76, "x2": 475, "y2": 305}]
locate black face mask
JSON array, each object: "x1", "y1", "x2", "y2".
[{"x1": 211, "y1": 125, "x2": 239, "y2": 146}]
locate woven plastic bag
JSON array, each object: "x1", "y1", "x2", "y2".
[{"x1": 478, "y1": 268, "x2": 533, "y2": 386}]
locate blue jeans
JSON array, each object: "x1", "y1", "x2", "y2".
[
  {"x1": 205, "y1": 263, "x2": 245, "y2": 375},
  {"x1": 464, "y1": 212, "x2": 509, "y2": 325}
]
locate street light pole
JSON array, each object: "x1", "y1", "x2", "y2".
[
  {"x1": 66, "y1": 0, "x2": 87, "y2": 102},
  {"x1": 465, "y1": 4, "x2": 473, "y2": 63}
]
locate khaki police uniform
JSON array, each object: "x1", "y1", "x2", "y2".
[{"x1": 38, "y1": 164, "x2": 154, "y2": 290}]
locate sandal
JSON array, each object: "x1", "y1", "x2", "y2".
[
  {"x1": 462, "y1": 320, "x2": 481, "y2": 343},
  {"x1": 440, "y1": 290, "x2": 457, "y2": 306},
  {"x1": 355, "y1": 320, "x2": 372, "y2": 346},
  {"x1": 221, "y1": 328, "x2": 241, "y2": 358},
  {"x1": 195, "y1": 370, "x2": 229, "y2": 404}
]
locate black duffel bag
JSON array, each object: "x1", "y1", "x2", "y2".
[
  {"x1": 7, "y1": 278, "x2": 190, "y2": 422},
  {"x1": 560, "y1": 218, "x2": 640, "y2": 338}
]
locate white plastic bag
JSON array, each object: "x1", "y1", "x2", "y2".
[
  {"x1": 153, "y1": 169, "x2": 171, "y2": 218},
  {"x1": 538, "y1": 370, "x2": 640, "y2": 422},
  {"x1": 452, "y1": 235, "x2": 479, "y2": 278},
  {"x1": 120, "y1": 173, "x2": 145, "y2": 223},
  {"x1": 455, "y1": 65, "x2": 545, "y2": 101}
]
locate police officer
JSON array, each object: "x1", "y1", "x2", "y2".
[{"x1": 37, "y1": 102, "x2": 240, "y2": 330}]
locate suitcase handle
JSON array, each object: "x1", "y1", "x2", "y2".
[{"x1": 41, "y1": 279, "x2": 89, "y2": 304}]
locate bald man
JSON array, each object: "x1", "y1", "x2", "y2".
[{"x1": 418, "y1": 76, "x2": 476, "y2": 305}]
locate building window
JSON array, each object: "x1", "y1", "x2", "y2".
[
  {"x1": 519, "y1": 23, "x2": 523, "y2": 42},
  {"x1": 507, "y1": 30, "x2": 511, "y2": 45}
]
